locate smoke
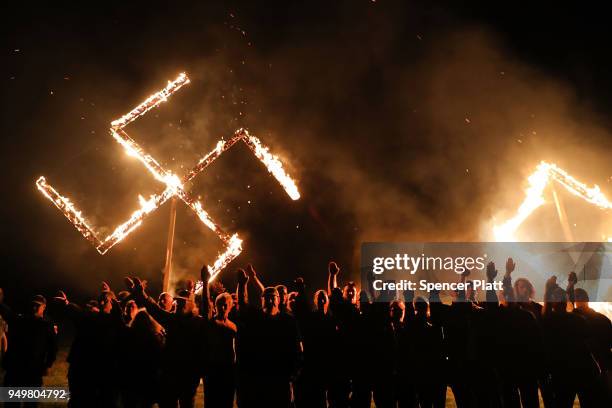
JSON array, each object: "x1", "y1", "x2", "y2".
[
  {"x1": 166, "y1": 24, "x2": 612, "y2": 285},
  {"x1": 5, "y1": 1, "x2": 611, "y2": 298}
]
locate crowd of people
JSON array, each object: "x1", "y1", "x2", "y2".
[{"x1": 0, "y1": 258, "x2": 610, "y2": 408}]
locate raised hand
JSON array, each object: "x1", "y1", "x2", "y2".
[
  {"x1": 568, "y1": 271, "x2": 578, "y2": 286},
  {"x1": 101, "y1": 281, "x2": 111, "y2": 292},
  {"x1": 486, "y1": 261, "x2": 498, "y2": 281},
  {"x1": 245, "y1": 264, "x2": 257, "y2": 279},
  {"x1": 124, "y1": 277, "x2": 135, "y2": 291},
  {"x1": 131, "y1": 277, "x2": 147, "y2": 298},
  {"x1": 328, "y1": 261, "x2": 340, "y2": 276},
  {"x1": 53, "y1": 290, "x2": 69, "y2": 305},
  {"x1": 505, "y1": 258, "x2": 516, "y2": 276},
  {"x1": 237, "y1": 268, "x2": 248, "y2": 285},
  {"x1": 201, "y1": 265, "x2": 212, "y2": 282}
]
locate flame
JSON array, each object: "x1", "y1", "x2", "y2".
[
  {"x1": 494, "y1": 161, "x2": 612, "y2": 241},
  {"x1": 37, "y1": 73, "x2": 300, "y2": 281},
  {"x1": 242, "y1": 130, "x2": 301, "y2": 200},
  {"x1": 589, "y1": 302, "x2": 612, "y2": 320},
  {"x1": 36, "y1": 177, "x2": 102, "y2": 248},
  {"x1": 208, "y1": 234, "x2": 243, "y2": 283},
  {"x1": 111, "y1": 73, "x2": 190, "y2": 130}
]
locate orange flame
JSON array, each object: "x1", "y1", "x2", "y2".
[
  {"x1": 111, "y1": 73, "x2": 190, "y2": 130},
  {"x1": 243, "y1": 131, "x2": 300, "y2": 200},
  {"x1": 493, "y1": 161, "x2": 612, "y2": 241},
  {"x1": 37, "y1": 73, "x2": 300, "y2": 281},
  {"x1": 589, "y1": 302, "x2": 612, "y2": 320}
]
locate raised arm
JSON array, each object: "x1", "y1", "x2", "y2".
[
  {"x1": 51, "y1": 290, "x2": 87, "y2": 322},
  {"x1": 502, "y1": 258, "x2": 516, "y2": 303},
  {"x1": 245, "y1": 264, "x2": 264, "y2": 295},
  {"x1": 236, "y1": 268, "x2": 249, "y2": 311},
  {"x1": 566, "y1": 272, "x2": 577, "y2": 306},
  {"x1": 130, "y1": 277, "x2": 172, "y2": 328},
  {"x1": 292, "y1": 277, "x2": 309, "y2": 319},
  {"x1": 327, "y1": 261, "x2": 339, "y2": 295},
  {"x1": 485, "y1": 261, "x2": 499, "y2": 306},
  {"x1": 200, "y1": 265, "x2": 212, "y2": 320}
]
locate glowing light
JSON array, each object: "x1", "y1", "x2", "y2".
[
  {"x1": 494, "y1": 161, "x2": 612, "y2": 241},
  {"x1": 37, "y1": 73, "x2": 300, "y2": 281},
  {"x1": 243, "y1": 132, "x2": 300, "y2": 200},
  {"x1": 36, "y1": 176, "x2": 102, "y2": 248},
  {"x1": 111, "y1": 73, "x2": 190, "y2": 130},
  {"x1": 589, "y1": 302, "x2": 612, "y2": 320}
]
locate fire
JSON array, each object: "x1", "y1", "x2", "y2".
[
  {"x1": 493, "y1": 161, "x2": 612, "y2": 241},
  {"x1": 243, "y1": 133, "x2": 300, "y2": 200},
  {"x1": 36, "y1": 176, "x2": 102, "y2": 248},
  {"x1": 111, "y1": 73, "x2": 190, "y2": 130},
  {"x1": 37, "y1": 73, "x2": 300, "y2": 281},
  {"x1": 589, "y1": 302, "x2": 612, "y2": 320},
  {"x1": 208, "y1": 234, "x2": 243, "y2": 283}
]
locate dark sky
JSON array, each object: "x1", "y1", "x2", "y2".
[{"x1": 2, "y1": 1, "x2": 611, "y2": 304}]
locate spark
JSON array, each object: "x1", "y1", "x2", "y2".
[
  {"x1": 37, "y1": 73, "x2": 300, "y2": 281},
  {"x1": 494, "y1": 161, "x2": 612, "y2": 241}
]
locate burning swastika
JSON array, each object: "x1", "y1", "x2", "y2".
[
  {"x1": 36, "y1": 73, "x2": 300, "y2": 282},
  {"x1": 493, "y1": 161, "x2": 612, "y2": 241}
]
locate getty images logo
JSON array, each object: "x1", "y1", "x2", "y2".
[{"x1": 372, "y1": 253, "x2": 487, "y2": 275}]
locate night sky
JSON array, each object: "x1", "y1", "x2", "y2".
[{"x1": 2, "y1": 1, "x2": 611, "y2": 305}]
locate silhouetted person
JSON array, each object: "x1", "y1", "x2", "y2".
[
  {"x1": 131, "y1": 278, "x2": 205, "y2": 408},
  {"x1": 0, "y1": 292, "x2": 57, "y2": 407},
  {"x1": 235, "y1": 268, "x2": 302, "y2": 408},
  {"x1": 54, "y1": 288, "x2": 124, "y2": 408},
  {"x1": 496, "y1": 303, "x2": 542, "y2": 407},
  {"x1": 428, "y1": 273, "x2": 474, "y2": 407},
  {"x1": 326, "y1": 261, "x2": 365, "y2": 408},
  {"x1": 409, "y1": 297, "x2": 446, "y2": 408},
  {"x1": 541, "y1": 276, "x2": 600, "y2": 407},
  {"x1": 502, "y1": 258, "x2": 551, "y2": 407},
  {"x1": 200, "y1": 266, "x2": 237, "y2": 408},
  {"x1": 294, "y1": 286, "x2": 337, "y2": 408},
  {"x1": 572, "y1": 288, "x2": 612, "y2": 405},
  {"x1": 123, "y1": 299, "x2": 139, "y2": 324},
  {"x1": 121, "y1": 309, "x2": 165, "y2": 408}
]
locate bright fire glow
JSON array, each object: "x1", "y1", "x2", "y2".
[
  {"x1": 37, "y1": 73, "x2": 300, "y2": 281},
  {"x1": 244, "y1": 133, "x2": 300, "y2": 200},
  {"x1": 111, "y1": 73, "x2": 190, "y2": 130},
  {"x1": 493, "y1": 161, "x2": 612, "y2": 241},
  {"x1": 589, "y1": 302, "x2": 612, "y2": 320}
]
